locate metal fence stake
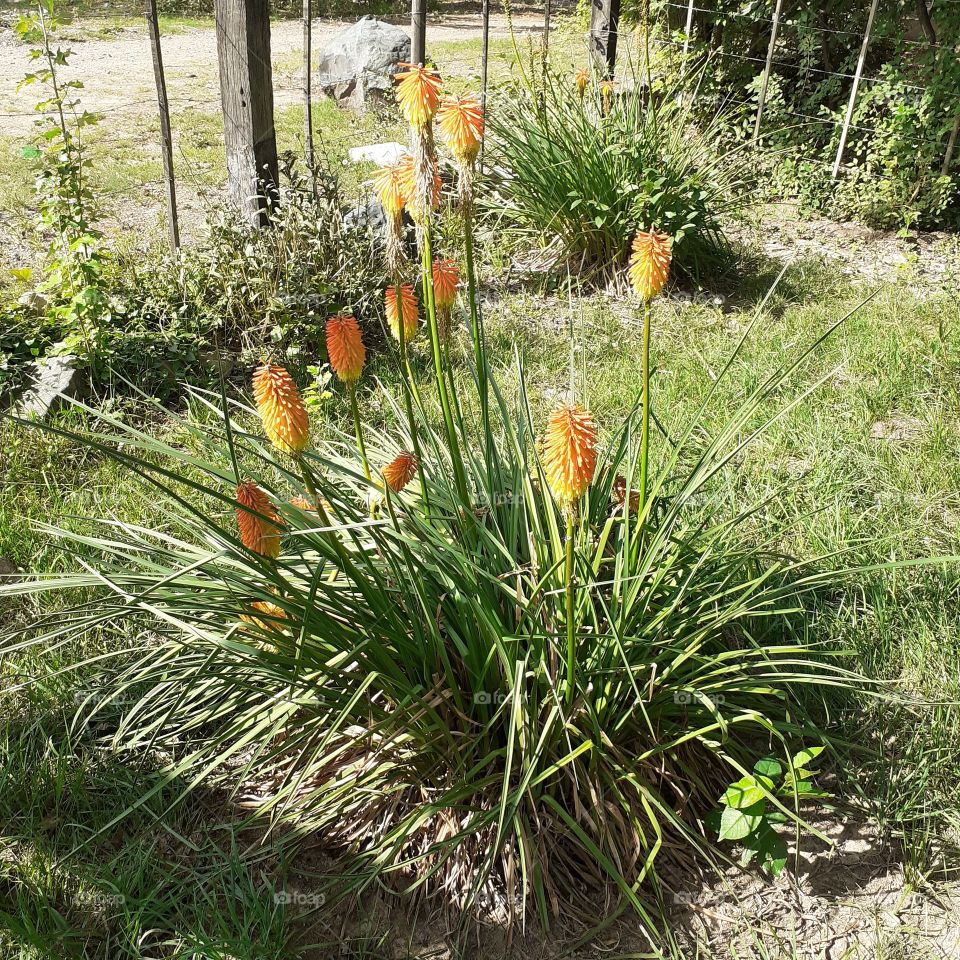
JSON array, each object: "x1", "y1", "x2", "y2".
[
  {"x1": 145, "y1": 0, "x2": 180, "y2": 254},
  {"x1": 303, "y1": 0, "x2": 314, "y2": 172},
  {"x1": 832, "y1": 0, "x2": 879, "y2": 179},
  {"x1": 753, "y1": 0, "x2": 784, "y2": 144}
]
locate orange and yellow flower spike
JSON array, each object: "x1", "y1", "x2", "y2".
[
  {"x1": 252, "y1": 363, "x2": 310, "y2": 455},
  {"x1": 628, "y1": 229, "x2": 672, "y2": 302},
  {"x1": 383, "y1": 450, "x2": 419, "y2": 493},
  {"x1": 437, "y1": 95, "x2": 484, "y2": 164},
  {"x1": 235, "y1": 481, "x2": 283, "y2": 559},
  {"x1": 394, "y1": 63, "x2": 443, "y2": 130},
  {"x1": 542, "y1": 403, "x2": 598, "y2": 510},
  {"x1": 326, "y1": 314, "x2": 366, "y2": 384},
  {"x1": 385, "y1": 284, "x2": 419, "y2": 343}
]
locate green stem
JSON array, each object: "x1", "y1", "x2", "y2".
[
  {"x1": 349, "y1": 385, "x2": 371, "y2": 483},
  {"x1": 421, "y1": 224, "x2": 469, "y2": 504},
  {"x1": 638, "y1": 299, "x2": 652, "y2": 519},
  {"x1": 395, "y1": 303, "x2": 431, "y2": 517},
  {"x1": 564, "y1": 510, "x2": 576, "y2": 708},
  {"x1": 463, "y1": 203, "x2": 489, "y2": 442}
]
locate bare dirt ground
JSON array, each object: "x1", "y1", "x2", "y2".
[{"x1": 0, "y1": 13, "x2": 545, "y2": 138}]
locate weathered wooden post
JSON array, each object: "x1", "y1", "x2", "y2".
[
  {"x1": 145, "y1": 0, "x2": 180, "y2": 253},
  {"x1": 214, "y1": 0, "x2": 279, "y2": 226},
  {"x1": 589, "y1": 0, "x2": 621, "y2": 79},
  {"x1": 832, "y1": 0, "x2": 879, "y2": 179},
  {"x1": 753, "y1": 0, "x2": 784, "y2": 143},
  {"x1": 411, "y1": 0, "x2": 426, "y2": 65}
]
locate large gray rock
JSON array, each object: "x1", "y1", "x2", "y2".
[{"x1": 316, "y1": 17, "x2": 411, "y2": 109}]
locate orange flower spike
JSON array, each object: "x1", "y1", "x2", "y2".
[
  {"x1": 575, "y1": 67, "x2": 589, "y2": 95},
  {"x1": 395, "y1": 63, "x2": 443, "y2": 130},
  {"x1": 236, "y1": 481, "x2": 283, "y2": 559},
  {"x1": 432, "y1": 259, "x2": 460, "y2": 312},
  {"x1": 628, "y1": 230, "x2": 672, "y2": 302},
  {"x1": 385, "y1": 284, "x2": 419, "y2": 342},
  {"x1": 252, "y1": 363, "x2": 310, "y2": 455},
  {"x1": 437, "y1": 94, "x2": 484, "y2": 163},
  {"x1": 383, "y1": 450, "x2": 419, "y2": 493},
  {"x1": 326, "y1": 314, "x2": 366, "y2": 384},
  {"x1": 241, "y1": 599, "x2": 288, "y2": 634},
  {"x1": 372, "y1": 160, "x2": 409, "y2": 218},
  {"x1": 542, "y1": 404, "x2": 598, "y2": 509}
]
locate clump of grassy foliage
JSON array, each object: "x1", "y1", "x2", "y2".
[
  {"x1": 4, "y1": 62, "x2": 929, "y2": 944},
  {"x1": 485, "y1": 60, "x2": 748, "y2": 281}
]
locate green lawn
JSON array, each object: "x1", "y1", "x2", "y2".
[{"x1": 2, "y1": 259, "x2": 959, "y2": 956}]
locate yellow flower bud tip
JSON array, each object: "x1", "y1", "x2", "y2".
[
  {"x1": 437, "y1": 94, "x2": 484, "y2": 163},
  {"x1": 241, "y1": 600, "x2": 288, "y2": 635},
  {"x1": 252, "y1": 363, "x2": 310, "y2": 454},
  {"x1": 542, "y1": 404, "x2": 598, "y2": 509},
  {"x1": 575, "y1": 67, "x2": 589, "y2": 94},
  {"x1": 628, "y1": 229, "x2": 672, "y2": 302},
  {"x1": 383, "y1": 450, "x2": 418, "y2": 493},
  {"x1": 235, "y1": 481, "x2": 283, "y2": 559},
  {"x1": 395, "y1": 63, "x2": 443, "y2": 130},
  {"x1": 431, "y1": 258, "x2": 460, "y2": 312},
  {"x1": 385, "y1": 284, "x2": 419, "y2": 343},
  {"x1": 326, "y1": 313, "x2": 366, "y2": 384}
]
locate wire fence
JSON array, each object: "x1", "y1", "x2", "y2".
[{"x1": 656, "y1": 0, "x2": 959, "y2": 189}]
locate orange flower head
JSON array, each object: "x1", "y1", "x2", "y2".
[
  {"x1": 383, "y1": 450, "x2": 418, "y2": 493},
  {"x1": 372, "y1": 160, "x2": 410, "y2": 218},
  {"x1": 395, "y1": 63, "x2": 443, "y2": 130},
  {"x1": 542, "y1": 404, "x2": 598, "y2": 509},
  {"x1": 385, "y1": 284, "x2": 419, "y2": 343},
  {"x1": 437, "y1": 94, "x2": 484, "y2": 163},
  {"x1": 241, "y1": 599, "x2": 288, "y2": 635},
  {"x1": 432, "y1": 259, "x2": 460, "y2": 312},
  {"x1": 326, "y1": 314, "x2": 366, "y2": 384},
  {"x1": 252, "y1": 363, "x2": 310, "y2": 454},
  {"x1": 236, "y1": 481, "x2": 283, "y2": 559},
  {"x1": 290, "y1": 494, "x2": 334, "y2": 515},
  {"x1": 628, "y1": 230, "x2": 672, "y2": 302},
  {"x1": 575, "y1": 67, "x2": 589, "y2": 95},
  {"x1": 397, "y1": 152, "x2": 441, "y2": 217}
]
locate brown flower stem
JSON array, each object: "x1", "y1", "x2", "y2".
[
  {"x1": 421, "y1": 224, "x2": 469, "y2": 504},
  {"x1": 564, "y1": 510, "x2": 576, "y2": 708},
  {"x1": 638, "y1": 299, "x2": 652, "y2": 522},
  {"x1": 349, "y1": 384, "x2": 371, "y2": 483}
]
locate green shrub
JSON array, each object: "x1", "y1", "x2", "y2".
[
  {"x1": 4, "y1": 292, "x2": 888, "y2": 935},
  {"x1": 485, "y1": 65, "x2": 748, "y2": 281}
]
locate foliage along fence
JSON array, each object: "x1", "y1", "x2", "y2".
[{"x1": 647, "y1": 0, "x2": 960, "y2": 228}]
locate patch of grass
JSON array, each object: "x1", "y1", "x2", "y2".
[{"x1": 2, "y1": 260, "x2": 960, "y2": 953}]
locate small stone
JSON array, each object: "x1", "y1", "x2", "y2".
[{"x1": 15, "y1": 355, "x2": 80, "y2": 419}]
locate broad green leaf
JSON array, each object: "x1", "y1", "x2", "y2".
[{"x1": 718, "y1": 800, "x2": 764, "y2": 842}]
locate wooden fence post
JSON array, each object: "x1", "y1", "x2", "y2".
[
  {"x1": 589, "y1": 0, "x2": 621, "y2": 79},
  {"x1": 145, "y1": 0, "x2": 180, "y2": 254},
  {"x1": 303, "y1": 0, "x2": 314, "y2": 172},
  {"x1": 214, "y1": 0, "x2": 279, "y2": 226},
  {"x1": 680, "y1": 0, "x2": 695, "y2": 65},
  {"x1": 832, "y1": 0, "x2": 879, "y2": 179},
  {"x1": 411, "y1": 0, "x2": 426, "y2": 65},
  {"x1": 752, "y1": 0, "x2": 783, "y2": 143},
  {"x1": 543, "y1": 0, "x2": 551, "y2": 71}
]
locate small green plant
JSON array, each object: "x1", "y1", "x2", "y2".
[
  {"x1": 16, "y1": 0, "x2": 109, "y2": 370},
  {"x1": 712, "y1": 746, "x2": 828, "y2": 877},
  {"x1": 487, "y1": 59, "x2": 748, "y2": 280}
]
